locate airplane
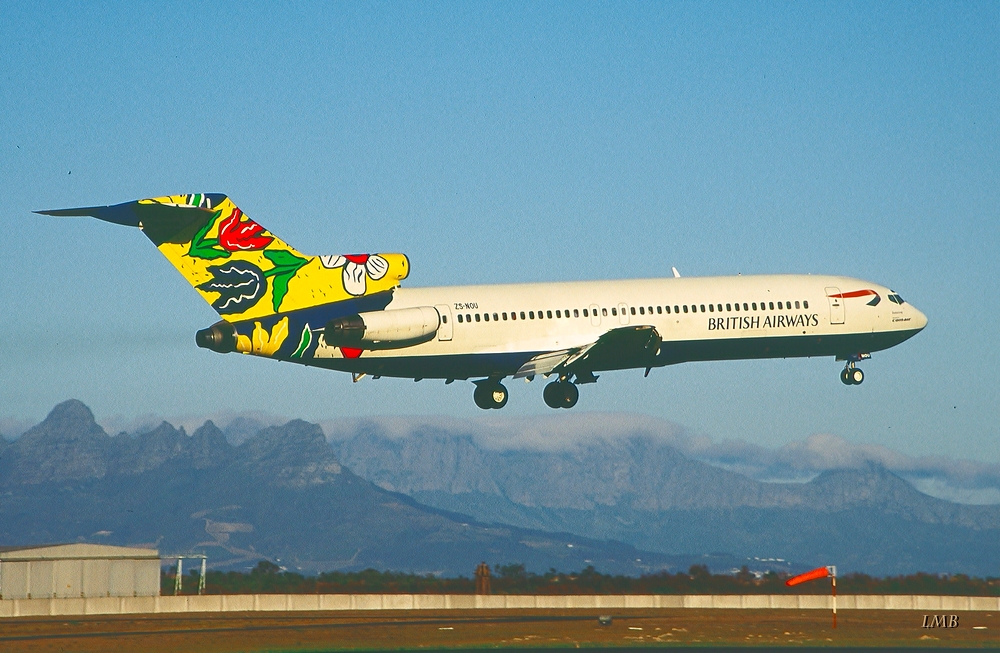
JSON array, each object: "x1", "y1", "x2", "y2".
[{"x1": 38, "y1": 194, "x2": 928, "y2": 409}]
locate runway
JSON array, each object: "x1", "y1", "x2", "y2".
[{"x1": 1, "y1": 608, "x2": 995, "y2": 651}]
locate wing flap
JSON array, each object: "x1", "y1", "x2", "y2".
[{"x1": 514, "y1": 325, "x2": 662, "y2": 379}]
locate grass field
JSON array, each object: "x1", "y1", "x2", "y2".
[{"x1": 0, "y1": 608, "x2": 995, "y2": 651}]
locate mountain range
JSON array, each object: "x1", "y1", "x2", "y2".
[
  {"x1": 330, "y1": 424, "x2": 1000, "y2": 576},
  {"x1": 0, "y1": 400, "x2": 722, "y2": 576},
  {"x1": 2, "y1": 400, "x2": 999, "y2": 576}
]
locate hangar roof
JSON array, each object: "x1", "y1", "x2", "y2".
[{"x1": 0, "y1": 543, "x2": 159, "y2": 561}]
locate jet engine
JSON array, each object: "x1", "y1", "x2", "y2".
[
  {"x1": 324, "y1": 306, "x2": 440, "y2": 350},
  {"x1": 195, "y1": 320, "x2": 238, "y2": 353}
]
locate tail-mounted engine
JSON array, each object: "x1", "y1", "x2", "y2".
[
  {"x1": 195, "y1": 320, "x2": 238, "y2": 353},
  {"x1": 324, "y1": 306, "x2": 440, "y2": 350}
]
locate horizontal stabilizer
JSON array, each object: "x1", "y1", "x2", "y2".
[{"x1": 35, "y1": 194, "x2": 226, "y2": 244}]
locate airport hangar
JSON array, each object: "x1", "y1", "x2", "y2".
[{"x1": 0, "y1": 543, "x2": 160, "y2": 599}]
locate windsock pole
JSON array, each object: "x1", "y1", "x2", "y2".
[
  {"x1": 828, "y1": 565, "x2": 837, "y2": 628},
  {"x1": 786, "y1": 565, "x2": 838, "y2": 629}
]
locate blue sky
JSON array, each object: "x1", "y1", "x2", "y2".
[{"x1": 1, "y1": 2, "x2": 997, "y2": 463}]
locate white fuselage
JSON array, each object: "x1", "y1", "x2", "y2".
[{"x1": 308, "y1": 273, "x2": 927, "y2": 381}]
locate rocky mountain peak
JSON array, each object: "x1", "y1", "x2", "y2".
[
  {"x1": 0, "y1": 399, "x2": 110, "y2": 485},
  {"x1": 189, "y1": 420, "x2": 233, "y2": 468},
  {"x1": 238, "y1": 420, "x2": 341, "y2": 488}
]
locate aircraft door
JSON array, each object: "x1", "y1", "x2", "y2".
[
  {"x1": 825, "y1": 288, "x2": 845, "y2": 325},
  {"x1": 435, "y1": 304, "x2": 453, "y2": 341},
  {"x1": 618, "y1": 303, "x2": 630, "y2": 325},
  {"x1": 589, "y1": 303, "x2": 601, "y2": 327}
]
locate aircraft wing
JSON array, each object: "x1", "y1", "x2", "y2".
[{"x1": 514, "y1": 325, "x2": 662, "y2": 379}]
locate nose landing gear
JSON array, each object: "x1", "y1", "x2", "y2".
[
  {"x1": 840, "y1": 353, "x2": 870, "y2": 385},
  {"x1": 543, "y1": 380, "x2": 579, "y2": 409}
]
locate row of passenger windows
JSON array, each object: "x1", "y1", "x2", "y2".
[{"x1": 454, "y1": 300, "x2": 810, "y2": 323}]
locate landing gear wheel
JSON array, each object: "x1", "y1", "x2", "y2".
[
  {"x1": 474, "y1": 382, "x2": 508, "y2": 409},
  {"x1": 561, "y1": 382, "x2": 579, "y2": 408},
  {"x1": 543, "y1": 381, "x2": 579, "y2": 409},
  {"x1": 849, "y1": 368, "x2": 864, "y2": 385},
  {"x1": 841, "y1": 369, "x2": 852, "y2": 385}
]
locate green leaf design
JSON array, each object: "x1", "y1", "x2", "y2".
[
  {"x1": 291, "y1": 324, "x2": 312, "y2": 359},
  {"x1": 262, "y1": 250, "x2": 309, "y2": 311},
  {"x1": 188, "y1": 210, "x2": 230, "y2": 260}
]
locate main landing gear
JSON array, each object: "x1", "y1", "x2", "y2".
[
  {"x1": 543, "y1": 380, "x2": 579, "y2": 409},
  {"x1": 840, "y1": 353, "x2": 870, "y2": 385},
  {"x1": 473, "y1": 380, "x2": 508, "y2": 409}
]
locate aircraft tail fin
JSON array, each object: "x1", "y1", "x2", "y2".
[{"x1": 36, "y1": 194, "x2": 409, "y2": 322}]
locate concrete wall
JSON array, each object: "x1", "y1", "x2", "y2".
[{"x1": 1, "y1": 594, "x2": 997, "y2": 617}]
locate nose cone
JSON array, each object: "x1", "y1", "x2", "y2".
[{"x1": 911, "y1": 305, "x2": 928, "y2": 331}]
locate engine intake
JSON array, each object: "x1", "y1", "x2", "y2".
[
  {"x1": 195, "y1": 321, "x2": 238, "y2": 353},
  {"x1": 324, "y1": 306, "x2": 440, "y2": 350}
]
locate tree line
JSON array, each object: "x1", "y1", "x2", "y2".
[{"x1": 163, "y1": 561, "x2": 1000, "y2": 596}]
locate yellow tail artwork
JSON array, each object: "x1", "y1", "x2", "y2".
[{"x1": 38, "y1": 194, "x2": 408, "y2": 360}]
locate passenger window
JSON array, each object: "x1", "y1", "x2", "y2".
[
  {"x1": 743, "y1": 303, "x2": 748, "y2": 311},
  {"x1": 795, "y1": 301, "x2": 800, "y2": 309},
  {"x1": 475, "y1": 314, "x2": 481, "y2": 322},
  {"x1": 777, "y1": 302, "x2": 782, "y2": 309},
  {"x1": 700, "y1": 304, "x2": 705, "y2": 312},
  {"x1": 484, "y1": 313, "x2": 489, "y2": 322},
  {"x1": 734, "y1": 303, "x2": 740, "y2": 312},
  {"x1": 769, "y1": 302, "x2": 774, "y2": 310},
  {"x1": 457, "y1": 314, "x2": 464, "y2": 323},
  {"x1": 611, "y1": 307, "x2": 618, "y2": 316},
  {"x1": 683, "y1": 305, "x2": 688, "y2": 313},
  {"x1": 637, "y1": 307, "x2": 643, "y2": 315},
  {"x1": 546, "y1": 310, "x2": 552, "y2": 319},
  {"x1": 574, "y1": 309, "x2": 579, "y2": 317},
  {"x1": 656, "y1": 306, "x2": 662, "y2": 314},
  {"x1": 529, "y1": 311, "x2": 535, "y2": 319},
  {"x1": 726, "y1": 303, "x2": 732, "y2": 311},
  {"x1": 556, "y1": 310, "x2": 561, "y2": 318},
  {"x1": 493, "y1": 313, "x2": 498, "y2": 321},
  {"x1": 510, "y1": 312, "x2": 516, "y2": 320},
  {"x1": 442, "y1": 315, "x2": 448, "y2": 323},
  {"x1": 803, "y1": 301, "x2": 809, "y2": 309},
  {"x1": 466, "y1": 314, "x2": 471, "y2": 322},
  {"x1": 709, "y1": 304, "x2": 714, "y2": 312},
  {"x1": 602, "y1": 308, "x2": 608, "y2": 316},
  {"x1": 752, "y1": 303, "x2": 757, "y2": 310},
  {"x1": 630, "y1": 307, "x2": 636, "y2": 315},
  {"x1": 665, "y1": 306, "x2": 671, "y2": 314},
  {"x1": 502, "y1": 312, "x2": 507, "y2": 320},
  {"x1": 583, "y1": 309, "x2": 588, "y2": 317},
  {"x1": 520, "y1": 312, "x2": 526, "y2": 320},
  {"x1": 565, "y1": 309, "x2": 570, "y2": 316}
]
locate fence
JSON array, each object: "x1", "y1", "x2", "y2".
[{"x1": 1, "y1": 593, "x2": 998, "y2": 618}]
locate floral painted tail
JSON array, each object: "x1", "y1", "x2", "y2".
[{"x1": 36, "y1": 194, "x2": 409, "y2": 324}]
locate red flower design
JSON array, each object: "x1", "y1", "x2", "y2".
[{"x1": 218, "y1": 208, "x2": 274, "y2": 251}]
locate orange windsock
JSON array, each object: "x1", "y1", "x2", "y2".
[{"x1": 785, "y1": 566, "x2": 831, "y2": 586}]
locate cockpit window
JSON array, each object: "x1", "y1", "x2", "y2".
[{"x1": 888, "y1": 292, "x2": 905, "y2": 305}]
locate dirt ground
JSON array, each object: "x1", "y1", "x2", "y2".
[{"x1": 0, "y1": 608, "x2": 996, "y2": 651}]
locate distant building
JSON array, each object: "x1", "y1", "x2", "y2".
[{"x1": 0, "y1": 544, "x2": 160, "y2": 599}]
